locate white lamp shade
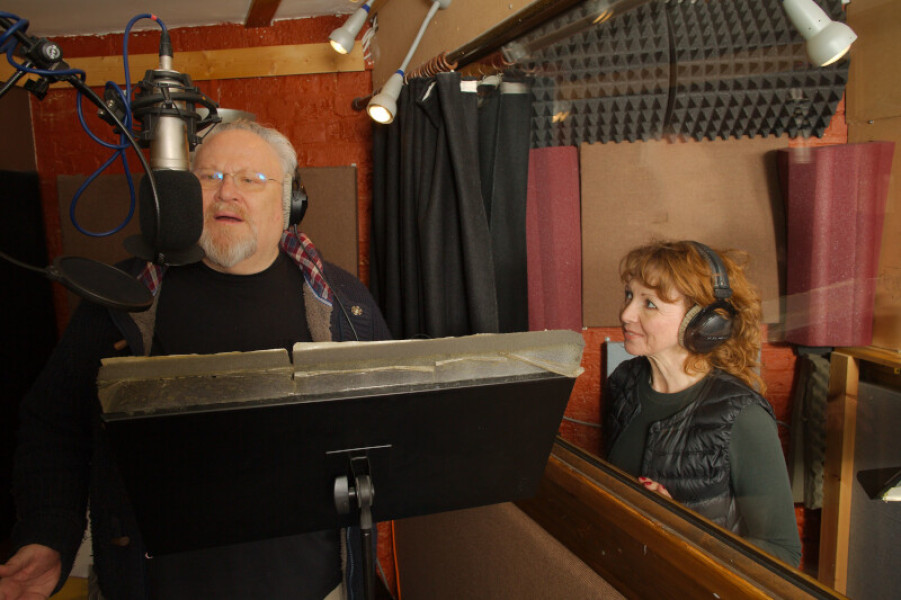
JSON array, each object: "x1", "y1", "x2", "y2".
[
  {"x1": 367, "y1": 72, "x2": 405, "y2": 124},
  {"x1": 782, "y1": 0, "x2": 857, "y2": 66},
  {"x1": 807, "y1": 20, "x2": 857, "y2": 66},
  {"x1": 329, "y1": 29, "x2": 354, "y2": 55},
  {"x1": 328, "y1": 4, "x2": 371, "y2": 54}
]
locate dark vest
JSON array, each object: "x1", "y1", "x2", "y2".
[{"x1": 604, "y1": 357, "x2": 775, "y2": 533}]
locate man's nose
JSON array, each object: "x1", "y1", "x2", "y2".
[{"x1": 215, "y1": 173, "x2": 242, "y2": 198}]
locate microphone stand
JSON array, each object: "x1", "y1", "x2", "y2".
[{"x1": 0, "y1": 14, "x2": 156, "y2": 311}]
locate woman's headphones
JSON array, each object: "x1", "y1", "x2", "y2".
[
  {"x1": 282, "y1": 168, "x2": 308, "y2": 230},
  {"x1": 678, "y1": 242, "x2": 738, "y2": 354}
]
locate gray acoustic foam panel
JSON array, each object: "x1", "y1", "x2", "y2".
[{"x1": 518, "y1": 0, "x2": 849, "y2": 147}]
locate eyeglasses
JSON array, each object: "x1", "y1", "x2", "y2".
[{"x1": 193, "y1": 169, "x2": 281, "y2": 193}]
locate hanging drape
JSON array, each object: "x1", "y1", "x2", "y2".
[
  {"x1": 777, "y1": 142, "x2": 894, "y2": 346},
  {"x1": 525, "y1": 146, "x2": 582, "y2": 333},
  {"x1": 478, "y1": 78, "x2": 532, "y2": 333},
  {"x1": 370, "y1": 72, "x2": 532, "y2": 339}
]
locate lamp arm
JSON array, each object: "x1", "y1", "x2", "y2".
[{"x1": 399, "y1": 0, "x2": 447, "y2": 74}]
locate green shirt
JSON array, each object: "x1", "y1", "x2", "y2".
[{"x1": 607, "y1": 374, "x2": 802, "y2": 566}]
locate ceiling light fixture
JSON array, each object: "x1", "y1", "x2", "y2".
[
  {"x1": 367, "y1": 0, "x2": 452, "y2": 124},
  {"x1": 329, "y1": 0, "x2": 376, "y2": 55},
  {"x1": 782, "y1": 0, "x2": 858, "y2": 67}
]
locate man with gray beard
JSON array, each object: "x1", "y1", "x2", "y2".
[{"x1": 1, "y1": 120, "x2": 390, "y2": 600}]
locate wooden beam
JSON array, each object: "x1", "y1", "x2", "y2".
[
  {"x1": 818, "y1": 352, "x2": 860, "y2": 594},
  {"x1": 245, "y1": 0, "x2": 283, "y2": 28},
  {"x1": 519, "y1": 442, "x2": 846, "y2": 599},
  {"x1": 0, "y1": 43, "x2": 365, "y2": 89},
  {"x1": 834, "y1": 346, "x2": 901, "y2": 371}
]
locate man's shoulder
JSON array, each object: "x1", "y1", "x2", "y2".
[
  {"x1": 320, "y1": 261, "x2": 391, "y2": 341},
  {"x1": 321, "y1": 261, "x2": 368, "y2": 294}
]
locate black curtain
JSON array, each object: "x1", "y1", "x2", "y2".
[
  {"x1": 478, "y1": 78, "x2": 532, "y2": 333},
  {"x1": 371, "y1": 72, "x2": 532, "y2": 339}
]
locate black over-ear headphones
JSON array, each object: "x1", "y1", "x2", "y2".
[
  {"x1": 678, "y1": 242, "x2": 738, "y2": 354},
  {"x1": 283, "y1": 168, "x2": 308, "y2": 229}
]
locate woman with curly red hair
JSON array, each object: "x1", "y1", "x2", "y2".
[{"x1": 603, "y1": 240, "x2": 801, "y2": 566}]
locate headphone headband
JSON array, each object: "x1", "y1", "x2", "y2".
[
  {"x1": 691, "y1": 242, "x2": 732, "y2": 300},
  {"x1": 679, "y1": 241, "x2": 736, "y2": 353}
]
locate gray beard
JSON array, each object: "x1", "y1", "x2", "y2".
[{"x1": 199, "y1": 224, "x2": 258, "y2": 269}]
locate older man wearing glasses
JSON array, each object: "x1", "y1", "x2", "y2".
[{"x1": 1, "y1": 120, "x2": 390, "y2": 600}]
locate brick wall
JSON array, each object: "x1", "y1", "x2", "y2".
[{"x1": 31, "y1": 17, "x2": 374, "y2": 333}]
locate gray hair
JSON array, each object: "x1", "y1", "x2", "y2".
[{"x1": 194, "y1": 118, "x2": 297, "y2": 179}]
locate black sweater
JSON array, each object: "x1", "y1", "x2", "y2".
[{"x1": 12, "y1": 254, "x2": 390, "y2": 599}]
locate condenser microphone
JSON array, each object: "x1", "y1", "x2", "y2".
[
  {"x1": 123, "y1": 171, "x2": 205, "y2": 265},
  {"x1": 124, "y1": 29, "x2": 219, "y2": 265}
]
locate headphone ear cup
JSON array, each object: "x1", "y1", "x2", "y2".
[
  {"x1": 678, "y1": 305, "x2": 702, "y2": 350},
  {"x1": 680, "y1": 301, "x2": 735, "y2": 354},
  {"x1": 283, "y1": 169, "x2": 308, "y2": 229}
]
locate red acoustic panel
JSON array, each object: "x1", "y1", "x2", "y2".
[
  {"x1": 526, "y1": 147, "x2": 582, "y2": 332},
  {"x1": 780, "y1": 142, "x2": 894, "y2": 347}
]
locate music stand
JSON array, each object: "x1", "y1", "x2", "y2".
[{"x1": 98, "y1": 330, "x2": 584, "y2": 599}]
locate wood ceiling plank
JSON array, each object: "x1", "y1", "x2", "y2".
[
  {"x1": 245, "y1": 0, "x2": 283, "y2": 28},
  {"x1": 0, "y1": 43, "x2": 365, "y2": 88}
]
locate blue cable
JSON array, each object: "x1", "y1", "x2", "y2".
[
  {"x1": 1, "y1": 12, "x2": 85, "y2": 79},
  {"x1": 1, "y1": 11, "x2": 168, "y2": 237},
  {"x1": 65, "y1": 13, "x2": 168, "y2": 237}
]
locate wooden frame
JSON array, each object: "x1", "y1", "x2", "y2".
[
  {"x1": 818, "y1": 345, "x2": 901, "y2": 593},
  {"x1": 518, "y1": 440, "x2": 847, "y2": 600}
]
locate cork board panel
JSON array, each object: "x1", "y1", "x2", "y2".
[
  {"x1": 847, "y1": 0, "x2": 901, "y2": 350},
  {"x1": 297, "y1": 165, "x2": 358, "y2": 277},
  {"x1": 581, "y1": 136, "x2": 788, "y2": 327},
  {"x1": 56, "y1": 174, "x2": 143, "y2": 268},
  {"x1": 58, "y1": 167, "x2": 358, "y2": 312},
  {"x1": 847, "y1": 0, "x2": 901, "y2": 123}
]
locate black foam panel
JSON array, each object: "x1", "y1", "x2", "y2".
[{"x1": 518, "y1": 0, "x2": 849, "y2": 147}]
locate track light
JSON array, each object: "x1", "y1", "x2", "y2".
[
  {"x1": 367, "y1": 71, "x2": 404, "y2": 124},
  {"x1": 329, "y1": 0, "x2": 375, "y2": 55},
  {"x1": 366, "y1": 0, "x2": 452, "y2": 124},
  {"x1": 782, "y1": 0, "x2": 857, "y2": 67}
]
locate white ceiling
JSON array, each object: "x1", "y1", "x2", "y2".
[{"x1": 3, "y1": 0, "x2": 363, "y2": 37}]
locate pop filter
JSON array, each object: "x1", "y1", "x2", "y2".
[
  {"x1": 124, "y1": 170, "x2": 204, "y2": 266},
  {"x1": 47, "y1": 256, "x2": 153, "y2": 312}
]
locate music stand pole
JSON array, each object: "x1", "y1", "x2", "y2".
[{"x1": 335, "y1": 459, "x2": 376, "y2": 600}]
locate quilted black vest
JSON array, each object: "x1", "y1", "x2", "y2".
[{"x1": 603, "y1": 357, "x2": 775, "y2": 533}]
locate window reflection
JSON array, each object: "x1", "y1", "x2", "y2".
[{"x1": 464, "y1": 0, "x2": 898, "y2": 595}]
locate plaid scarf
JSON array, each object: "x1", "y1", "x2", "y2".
[
  {"x1": 136, "y1": 231, "x2": 333, "y2": 306},
  {"x1": 280, "y1": 230, "x2": 333, "y2": 306}
]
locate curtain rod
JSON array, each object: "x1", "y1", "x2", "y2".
[
  {"x1": 443, "y1": 0, "x2": 588, "y2": 69},
  {"x1": 353, "y1": 0, "x2": 587, "y2": 109}
]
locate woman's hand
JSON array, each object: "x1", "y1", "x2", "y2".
[{"x1": 638, "y1": 476, "x2": 672, "y2": 499}]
